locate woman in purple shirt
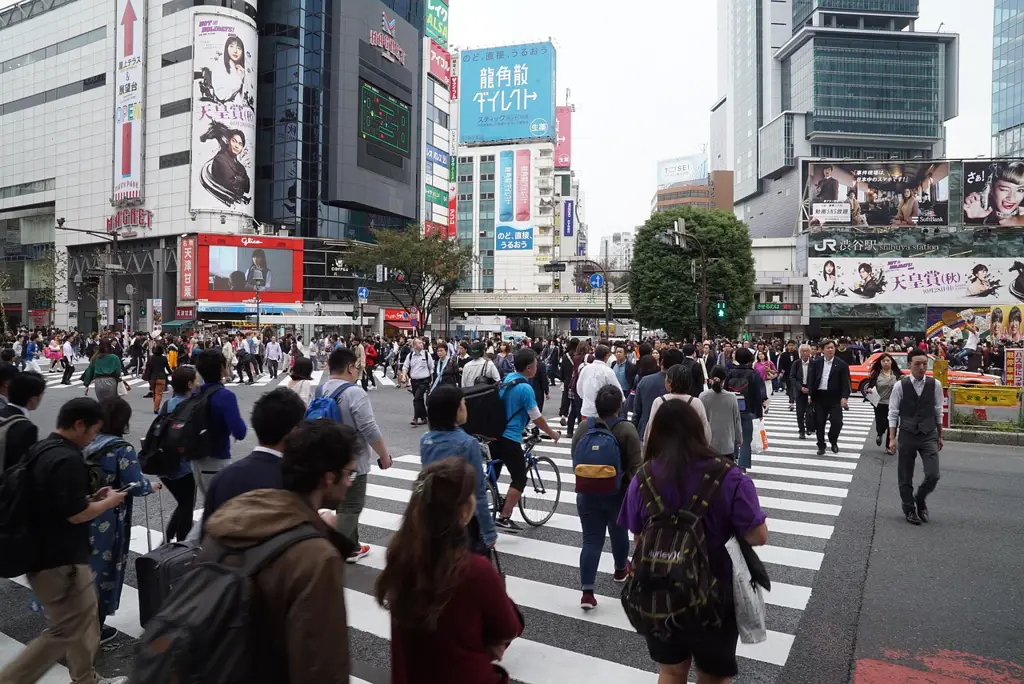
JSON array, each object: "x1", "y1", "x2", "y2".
[{"x1": 618, "y1": 399, "x2": 769, "y2": 683}]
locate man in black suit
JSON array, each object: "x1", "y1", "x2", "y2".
[
  {"x1": 0, "y1": 370, "x2": 46, "y2": 471},
  {"x1": 807, "y1": 339, "x2": 851, "y2": 455},
  {"x1": 788, "y1": 343, "x2": 815, "y2": 439}
]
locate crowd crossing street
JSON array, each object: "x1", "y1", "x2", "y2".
[{"x1": 0, "y1": 372, "x2": 882, "y2": 684}]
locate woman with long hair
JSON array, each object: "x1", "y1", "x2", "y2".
[
  {"x1": 81, "y1": 338, "x2": 131, "y2": 401},
  {"x1": 376, "y1": 458, "x2": 524, "y2": 683},
  {"x1": 643, "y1": 363, "x2": 713, "y2": 446},
  {"x1": 700, "y1": 366, "x2": 743, "y2": 459},
  {"x1": 863, "y1": 353, "x2": 903, "y2": 454},
  {"x1": 245, "y1": 248, "x2": 271, "y2": 289},
  {"x1": 282, "y1": 356, "x2": 315, "y2": 406},
  {"x1": 754, "y1": 349, "x2": 777, "y2": 386},
  {"x1": 618, "y1": 400, "x2": 768, "y2": 684}
]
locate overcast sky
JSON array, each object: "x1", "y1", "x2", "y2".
[{"x1": 451, "y1": 0, "x2": 994, "y2": 255}]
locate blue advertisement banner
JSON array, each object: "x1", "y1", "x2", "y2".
[
  {"x1": 563, "y1": 199, "x2": 575, "y2": 237},
  {"x1": 425, "y1": 143, "x2": 449, "y2": 167},
  {"x1": 496, "y1": 226, "x2": 533, "y2": 250},
  {"x1": 499, "y1": 150, "x2": 515, "y2": 222},
  {"x1": 458, "y1": 42, "x2": 556, "y2": 144}
]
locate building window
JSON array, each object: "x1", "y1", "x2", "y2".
[
  {"x1": 162, "y1": 0, "x2": 191, "y2": 15},
  {"x1": 159, "y1": 151, "x2": 190, "y2": 169},
  {"x1": 0, "y1": 178, "x2": 55, "y2": 199},
  {"x1": 159, "y1": 98, "x2": 191, "y2": 118},
  {"x1": 1, "y1": 74, "x2": 105, "y2": 116},
  {"x1": 161, "y1": 46, "x2": 192, "y2": 67},
  {"x1": 2, "y1": 27, "x2": 106, "y2": 74}
]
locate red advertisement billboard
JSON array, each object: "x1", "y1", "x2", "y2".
[
  {"x1": 450, "y1": 74, "x2": 458, "y2": 100},
  {"x1": 428, "y1": 40, "x2": 451, "y2": 88},
  {"x1": 179, "y1": 236, "x2": 197, "y2": 301},
  {"x1": 195, "y1": 234, "x2": 304, "y2": 303},
  {"x1": 555, "y1": 106, "x2": 572, "y2": 168},
  {"x1": 447, "y1": 194, "x2": 456, "y2": 238},
  {"x1": 424, "y1": 221, "x2": 445, "y2": 237}
]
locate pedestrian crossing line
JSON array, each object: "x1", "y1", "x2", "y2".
[
  {"x1": 762, "y1": 426, "x2": 869, "y2": 442},
  {"x1": 758, "y1": 496, "x2": 842, "y2": 517},
  {"x1": 0, "y1": 630, "x2": 68, "y2": 683},
  {"x1": 763, "y1": 416, "x2": 875, "y2": 427},
  {"x1": 753, "y1": 454, "x2": 858, "y2": 471},
  {"x1": 748, "y1": 477, "x2": 848, "y2": 498},
  {"x1": 749, "y1": 465, "x2": 852, "y2": 484},
  {"x1": 764, "y1": 446, "x2": 861, "y2": 460},
  {"x1": 769, "y1": 438, "x2": 866, "y2": 451}
]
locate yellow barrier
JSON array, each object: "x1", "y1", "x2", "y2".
[{"x1": 952, "y1": 386, "x2": 1022, "y2": 408}]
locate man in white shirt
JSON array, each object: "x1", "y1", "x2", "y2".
[
  {"x1": 461, "y1": 341, "x2": 500, "y2": 387},
  {"x1": 807, "y1": 340, "x2": 851, "y2": 455},
  {"x1": 402, "y1": 338, "x2": 433, "y2": 426},
  {"x1": 264, "y1": 336, "x2": 283, "y2": 378},
  {"x1": 576, "y1": 345, "x2": 624, "y2": 420},
  {"x1": 789, "y1": 343, "x2": 814, "y2": 439},
  {"x1": 60, "y1": 335, "x2": 76, "y2": 385},
  {"x1": 887, "y1": 348, "x2": 943, "y2": 525}
]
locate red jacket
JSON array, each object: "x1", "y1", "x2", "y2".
[
  {"x1": 391, "y1": 554, "x2": 523, "y2": 684},
  {"x1": 364, "y1": 344, "x2": 377, "y2": 368}
]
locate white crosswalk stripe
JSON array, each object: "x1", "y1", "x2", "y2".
[{"x1": 0, "y1": 389, "x2": 875, "y2": 682}]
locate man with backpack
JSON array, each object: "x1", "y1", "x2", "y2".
[
  {"x1": 571, "y1": 385, "x2": 641, "y2": 610},
  {"x1": 0, "y1": 398, "x2": 129, "y2": 684},
  {"x1": 317, "y1": 347, "x2": 392, "y2": 563},
  {"x1": 134, "y1": 419, "x2": 358, "y2": 684},
  {"x1": 725, "y1": 348, "x2": 768, "y2": 471},
  {"x1": 401, "y1": 338, "x2": 433, "y2": 427},
  {"x1": 0, "y1": 370, "x2": 45, "y2": 472},
  {"x1": 461, "y1": 341, "x2": 500, "y2": 387},
  {"x1": 633, "y1": 348, "x2": 684, "y2": 441}
]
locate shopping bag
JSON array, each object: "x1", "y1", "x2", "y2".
[
  {"x1": 864, "y1": 387, "x2": 881, "y2": 407},
  {"x1": 752, "y1": 419, "x2": 768, "y2": 454},
  {"x1": 725, "y1": 537, "x2": 767, "y2": 644}
]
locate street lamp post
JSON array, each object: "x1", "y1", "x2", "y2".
[
  {"x1": 250, "y1": 270, "x2": 265, "y2": 332},
  {"x1": 547, "y1": 258, "x2": 631, "y2": 338},
  {"x1": 55, "y1": 220, "x2": 123, "y2": 331}
]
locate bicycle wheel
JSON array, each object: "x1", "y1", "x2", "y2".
[
  {"x1": 518, "y1": 454, "x2": 561, "y2": 526},
  {"x1": 485, "y1": 474, "x2": 502, "y2": 520}
]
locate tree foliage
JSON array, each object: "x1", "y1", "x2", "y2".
[
  {"x1": 344, "y1": 226, "x2": 473, "y2": 328},
  {"x1": 628, "y1": 206, "x2": 755, "y2": 339}
]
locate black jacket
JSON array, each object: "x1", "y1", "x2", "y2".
[
  {"x1": 807, "y1": 356, "x2": 852, "y2": 403},
  {"x1": 0, "y1": 403, "x2": 39, "y2": 472},
  {"x1": 610, "y1": 359, "x2": 637, "y2": 391}
]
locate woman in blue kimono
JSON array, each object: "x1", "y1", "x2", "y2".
[{"x1": 85, "y1": 396, "x2": 160, "y2": 643}]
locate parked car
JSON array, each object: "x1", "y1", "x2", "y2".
[{"x1": 851, "y1": 352, "x2": 1001, "y2": 394}]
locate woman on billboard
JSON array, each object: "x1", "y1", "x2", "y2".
[
  {"x1": 244, "y1": 249, "x2": 272, "y2": 290},
  {"x1": 198, "y1": 120, "x2": 251, "y2": 207},
  {"x1": 891, "y1": 188, "x2": 919, "y2": 226},
  {"x1": 963, "y1": 161, "x2": 1024, "y2": 225},
  {"x1": 966, "y1": 264, "x2": 1000, "y2": 297},
  {"x1": 197, "y1": 34, "x2": 252, "y2": 108}
]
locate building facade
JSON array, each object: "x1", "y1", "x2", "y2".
[
  {"x1": 651, "y1": 171, "x2": 735, "y2": 213},
  {"x1": 0, "y1": 0, "x2": 448, "y2": 333},
  {"x1": 993, "y1": 0, "x2": 1024, "y2": 156},
  {"x1": 599, "y1": 231, "x2": 633, "y2": 272}
]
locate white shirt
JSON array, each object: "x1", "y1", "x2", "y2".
[
  {"x1": 265, "y1": 341, "x2": 282, "y2": 361},
  {"x1": 577, "y1": 359, "x2": 623, "y2": 418},
  {"x1": 965, "y1": 329, "x2": 979, "y2": 352},
  {"x1": 461, "y1": 357, "x2": 500, "y2": 387},
  {"x1": 62, "y1": 341, "x2": 74, "y2": 360},
  {"x1": 887, "y1": 375, "x2": 943, "y2": 428},
  {"x1": 801, "y1": 359, "x2": 811, "y2": 386},
  {"x1": 818, "y1": 357, "x2": 834, "y2": 391},
  {"x1": 402, "y1": 348, "x2": 432, "y2": 380},
  {"x1": 644, "y1": 394, "x2": 712, "y2": 445}
]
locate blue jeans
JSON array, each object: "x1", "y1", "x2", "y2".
[
  {"x1": 734, "y1": 413, "x2": 754, "y2": 469},
  {"x1": 576, "y1": 492, "x2": 630, "y2": 591}
]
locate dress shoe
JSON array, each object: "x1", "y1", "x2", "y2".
[
  {"x1": 799, "y1": 431, "x2": 806, "y2": 439},
  {"x1": 905, "y1": 509, "x2": 922, "y2": 525},
  {"x1": 875, "y1": 435, "x2": 883, "y2": 446},
  {"x1": 816, "y1": 447, "x2": 825, "y2": 456},
  {"x1": 831, "y1": 443, "x2": 840, "y2": 454}
]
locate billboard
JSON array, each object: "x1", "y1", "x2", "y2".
[
  {"x1": 196, "y1": 234, "x2": 304, "y2": 303},
  {"x1": 189, "y1": 14, "x2": 257, "y2": 216},
  {"x1": 458, "y1": 42, "x2": 556, "y2": 144},
  {"x1": 179, "y1": 236, "x2": 197, "y2": 301},
  {"x1": 804, "y1": 161, "x2": 949, "y2": 229},
  {"x1": 112, "y1": 0, "x2": 146, "y2": 204},
  {"x1": 926, "y1": 307, "x2": 991, "y2": 341},
  {"x1": 657, "y1": 155, "x2": 706, "y2": 188},
  {"x1": 555, "y1": 106, "x2": 572, "y2": 168},
  {"x1": 428, "y1": 39, "x2": 451, "y2": 88},
  {"x1": 563, "y1": 199, "x2": 575, "y2": 237},
  {"x1": 962, "y1": 160, "x2": 1024, "y2": 226},
  {"x1": 496, "y1": 148, "x2": 535, "y2": 250},
  {"x1": 424, "y1": 0, "x2": 448, "y2": 48},
  {"x1": 809, "y1": 257, "x2": 1024, "y2": 305}
]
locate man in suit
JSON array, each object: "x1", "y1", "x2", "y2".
[
  {"x1": 0, "y1": 370, "x2": 46, "y2": 471},
  {"x1": 807, "y1": 339, "x2": 851, "y2": 455},
  {"x1": 777, "y1": 340, "x2": 798, "y2": 407},
  {"x1": 788, "y1": 344, "x2": 814, "y2": 439}
]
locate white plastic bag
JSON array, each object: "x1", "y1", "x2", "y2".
[
  {"x1": 725, "y1": 538, "x2": 767, "y2": 644},
  {"x1": 752, "y1": 419, "x2": 768, "y2": 454},
  {"x1": 864, "y1": 387, "x2": 881, "y2": 407}
]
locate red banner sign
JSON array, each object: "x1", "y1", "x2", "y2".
[
  {"x1": 447, "y1": 195, "x2": 456, "y2": 238},
  {"x1": 384, "y1": 308, "x2": 419, "y2": 323},
  {"x1": 179, "y1": 236, "x2": 197, "y2": 301},
  {"x1": 175, "y1": 305, "x2": 195, "y2": 320},
  {"x1": 424, "y1": 221, "x2": 445, "y2": 237},
  {"x1": 428, "y1": 39, "x2": 450, "y2": 88},
  {"x1": 450, "y1": 74, "x2": 458, "y2": 100},
  {"x1": 195, "y1": 233, "x2": 305, "y2": 304},
  {"x1": 106, "y1": 207, "x2": 153, "y2": 233}
]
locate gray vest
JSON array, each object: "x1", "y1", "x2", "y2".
[{"x1": 898, "y1": 376, "x2": 938, "y2": 435}]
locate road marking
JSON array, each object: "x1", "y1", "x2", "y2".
[{"x1": 749, "y1": 465, "x2": 853, "y2": 483}]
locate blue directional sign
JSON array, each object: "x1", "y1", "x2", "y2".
[
  {"x1": 589, "y1": 273, "x2": 605, "y2": 290},
  {"x1": 357, "y1": 287, "x2": 369, "y2": 301}
]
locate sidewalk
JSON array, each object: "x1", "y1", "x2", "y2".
[{"x1": 781, "y1": 441, "x2": 1024, "y2": 683}]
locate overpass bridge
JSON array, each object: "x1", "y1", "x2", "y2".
[{"x1": 448, "y1": 291, "x2": 632, "y2": 316}]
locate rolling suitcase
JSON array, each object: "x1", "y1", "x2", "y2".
[{"x1": 135, "y1": 487, "x2": 200, "y2": 628}]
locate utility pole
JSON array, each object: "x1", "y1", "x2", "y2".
[
  {"x1": 55, "y1": 220, "x2": 122, "y2": 331},
  {"x1": 546, "y1": 257, "x2": 630, "y2": 339}
]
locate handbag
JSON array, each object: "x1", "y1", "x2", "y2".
[{"x1": 725, "y1": 537, "x2": 768, "y2": 644}]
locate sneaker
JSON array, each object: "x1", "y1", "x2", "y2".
[
  {"x1": 99, "y1": 678, "x2": 129, "y2": 684},
  {"x1": 495, "y1": 516, "x2": 523, "y2": 533},
  {"x1": 613, "y1": 565, "x2": 630, "y2": 583},
  {"x1": 789, "y1": 404, "x2": 795, "y2": 412},
  {"x1": 99, "y1": 624, "x2": 117, "y2": 645},
  {"x1": 905, "y1": 509, "x2": 922, "y2": 525},
  {"x1": 580, "y1": 591, "x2": 597, "y2": 611},
  {"x1": 346, "y1": 544, "x2": 371, "y2": 564}
]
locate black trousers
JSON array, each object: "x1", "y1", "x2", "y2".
[
  {"x1": 559, "y1": 385, "x2": 572, "y2": 417},
  {"x1": 160, "y1": 472, "x2": 196, "y2": 542},
  {"x1": 253, "y1": 353, "x2": 264, "y2": 374},
  {"x1": 897, "y1": 431, "x2": 940, "y2": 513},
  {"x1": 61, "y1": 357, "x2": 74, "y2": 384},
  {"x1": 267, "y1": 358, "x2": 279, "y2": 378},
  {"x1": 567, "y1": 394, "x2": 583, "y2": 434},
  {"x1": 362, "y1": 367, "x2": 377, "y2": 391},
  {"x1": 795, "y1": 391, "x2": 811, "y2": 435},
  {"x1": 812, "y1": 396, "x2": 843, "y2": 449},
  {"x1": 411, "y1": 377, "x2": 430, "y2": 420},
  {"x1": 235, "y1": 356, "x2": 253, "y2": 383},
  {"x1": 873, "y1": 402, "x2": 889, "y2": 439}
]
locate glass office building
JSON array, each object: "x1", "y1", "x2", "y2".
[{"x1": 993, "y1": 0, "x2": 1024, "y2": 156}]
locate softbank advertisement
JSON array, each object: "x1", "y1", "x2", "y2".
[{"x1": 497, "y1": 148, "x2": 533, "y2": 250}]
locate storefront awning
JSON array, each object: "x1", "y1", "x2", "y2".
[
  {"x1": 161, "y1": 319, "x2": 195, "y2": 329},
  {"x1": 386, "y1": 321, "x2": 417, "y2": 330}
]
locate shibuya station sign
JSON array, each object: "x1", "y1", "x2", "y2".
[{"x1": 370, "y1": 11, "x2": 406, "y2": 65}]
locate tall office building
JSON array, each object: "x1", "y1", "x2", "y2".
[
  {"x1": 993, "y1": 1, "x2": 1024, "y2": 156},
  {"x1": 711, "y1": 0, "x2": 959, "y2": 237},
  {"x1": 599, "y1": 231, "x2": 634, "y2": 272}
]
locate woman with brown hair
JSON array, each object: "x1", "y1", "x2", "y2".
[{"x1": 376, "y1": 458, "x2": 523, "y2": 683}]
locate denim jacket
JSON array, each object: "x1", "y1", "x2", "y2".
[{"x1": 419, "y1": 427, "x2": 497, "y2": 547}]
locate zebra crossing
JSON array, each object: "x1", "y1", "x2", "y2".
[
  {"x1": 40, "y1": 366, "x2": 398, "y2": 391},
  {"x1": 0, "y1": 390, "x2": 876, "y2": 682}
]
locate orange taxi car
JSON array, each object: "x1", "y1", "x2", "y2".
[{"x1": 850, "y1": 352, "x2": 1001, "y2": 393}]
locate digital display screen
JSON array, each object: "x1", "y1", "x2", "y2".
[
  {"x1": 208, "y1": 246, "x2": 294, "y2": 292},
  {"x1": 359, "y1": 81, "x2": 411, "y2": 158},
  {"x1": 756, "y1": 302, "x2": 800, "y2": 311}
]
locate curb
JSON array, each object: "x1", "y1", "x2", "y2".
[{"x1": 945, "y1": 427, "x2": 1024, "y2": 446}]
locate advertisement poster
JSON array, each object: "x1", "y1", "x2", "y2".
[
  {"x1": 425, "y1": 185, "x2": 448, "y2": 207},
  {"x1": 804, "y1": 162, "x2": 949, "y2": 229},
  {"x1": 656, "y1": 155, "x2": 706, "y2": 188},
  {"x1": 424, "y1": 0, "x2": 448, "y2": 48},
  {"x1": 981, "y1": 305, "x2": 1024, "y2": 344},
  {"x1": 555, "y1": 106, "x2": 572, "y2": 168},
  {"x1": 189, "y1": 13, "x2": 257, "y2": 215},
  {"x1": 459, "y1": 42, "x2": 556, "y2": 144},
  {"x1": 563, "y1": 199, "x2": 575, "y2": 237},
  {"x1": 962, "y1": 160, "x2": 1024, "y2": 226},
  {"x1": 112, "y1": 0, "x2": 146, "y2": 203},
  {"x1": 496, "y1": 147, "x2": 534, "y2": 250},
  {"x1": 428, "y1": 39, "x2": 450, "y2": 88},
  {"x1": 196, "y1": 234, "x2": 303, "y2": 303},
  {"x1": 1004, "y1": 348, "x2": 1024, "y2": 386},
  {"x1": 809, "y1": 258, "x2": 1024, "y2": 305},
  {"x1": 179, "y1": 236, "x2": 197, "y2": 300},
  {"x1": 926, "y1": 307, "x2": 991, "y2": 341}
]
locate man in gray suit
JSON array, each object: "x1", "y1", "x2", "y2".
[{"x1": 887, "y1": 348, "x2": 943, "y2": 525}]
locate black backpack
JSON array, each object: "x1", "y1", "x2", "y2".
[
  {"x1": 462, "y1": 377, "x2": 527, "y2": 440},
  {"x1": 621, "y1": 457, "x2": 731, "y2": 639},
  {"x1": 0, "y1": 439, "x2": 64, "y2": 578},
  {"x1": 138, "y1": 403, "x2": 182, "y2": 476},
  {"x1": 159, "y1": 385, "x2": 222, "y2": 463},
  {"x1": 132, "y1": 523, "x2": 323, "y2": 684},
  {"x1": 726, "y1": 368, "x2": 757, "y2": 414},
  {"x1": 0, "y1": 412, "x2": 30, "y2": 472}
]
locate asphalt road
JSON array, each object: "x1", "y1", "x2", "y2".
[{"x1": 3, "y1": 366, "x2": 1019, "y2": 683}]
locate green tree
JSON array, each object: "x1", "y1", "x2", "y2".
[
  {"x1": 629, "y1": 206, "x2": 754, "y2": 339},
  {"x1": 344, "y1": 226, "x2": 473, "y2": 330}
]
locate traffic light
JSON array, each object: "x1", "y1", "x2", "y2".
[{"x1": 715, "y1": 299, "x2": 726, "y2": 319}]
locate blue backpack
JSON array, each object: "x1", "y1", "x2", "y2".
[
  {"x1": 305, "y1": 383, "x2": 355, "y2": 422},
  {"x1": 572, "y1": 417, "x2": 623, "y2": 495}
]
